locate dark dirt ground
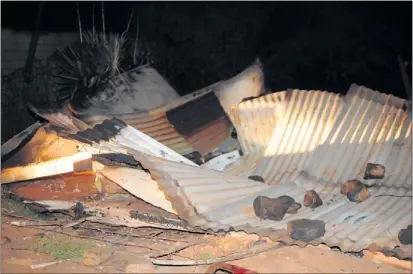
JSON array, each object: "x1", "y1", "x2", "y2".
[{"x1": 1, "y1": 204, "x2": 411, "y2": 274}]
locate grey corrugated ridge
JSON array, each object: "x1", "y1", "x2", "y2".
[
  {"x1": 129, "y1": 147, "x2": 411, "y2": 254},
  {"x1": 230, "y1": 91, "x2": 286, "y2": 156},
  {"x1": 125, "y1": 86, "x2": 411, "y2": 254},
  {"x1": 37, "y1": 84, "x2": 410, "y2": 255},
  {"x1": 300, "y1": 85, "x2": 411, "y2": 188},
  {"x1": 251, "y1": 89, "x2": 344, "y2": 184}
]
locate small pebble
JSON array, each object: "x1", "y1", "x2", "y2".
[
  {"x1": 364, "y1": 163, "x2": 385, "y2": 180},
  {"x1": 248, "y1": 175, "x2": 265, "y2": 183},
  {"x1": 74, "y1": 201, "x2": 85, "y2": 220},
  {"x1": 398, "y1": 225, "x2": 412, "y2": 245},
  {"x1": 341, "y1": 179, "x2": 362, "y2": 195},
  {"x1": 341, "y1": 179, "x2": 370, "y2": 202},
  {"x1": 303, "y1": 190, "x2": 323, "y2": 208},
  {"x1": 347, "y1": 185, "x2": 370, "y2": 203}
]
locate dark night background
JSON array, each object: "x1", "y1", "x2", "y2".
[{"x1": 2, "y1": 1, "x2": 412, "y2": 98}]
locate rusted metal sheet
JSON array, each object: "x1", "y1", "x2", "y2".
[
  {"x1": 29, "y1": 61, "x2": 263, "y2": 159},
  {"x1": 71, "y1": 60, "x2": 264, "y2": 158},
  {"x1": 44, "y1": 117, "x2": 197, "y2": 166},
  {"x1": 2, "y1": 125, "x2": 81, "y2": 169},
  {"x1": 6, "y1": 172, "x2": 102, "y2": 201}
]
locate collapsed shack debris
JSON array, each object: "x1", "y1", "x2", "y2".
[
  {"x1": 8, "y1": 197, "x2": 201, "y2": 234},
  {"x1": 1, "y1": 75, "x2": 411, "y2": 266},
  {"x1": 32, "y1": 59, "x2": 264, "y2": 161}
]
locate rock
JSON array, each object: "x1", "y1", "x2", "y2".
[
  {"x1": 341, "y1": 179, "x2": 362, "y2": 194},
  {"x1": 253, "y1": 195, "x2": 295, "y2": 221},
  {"x1": 303, "y1": 190, "x2": 323, "y2": 208},
  {"x1": 74, "y1": 201, "x2": 85, "y2": 220},
  {"x1": 248, "y1": 175, "x2": 265, "y2": 183},
  {"x1": 286, "y1": 202, "x2": 302, "y2": 214},
  {"x1": 364, "y1": 163, "x2": 385, "y2": 180},
  {"x1": 125, "y1": 262, "x2": 157, "y2": 273},
  {"x1": 287, "y1": 219, "x2": 326, "y2": 242},
  {"x1": 398, "y1": 225, "x2": 412, "y2": 245},
  {"x1": 341, "y1": 179, "x2": 370, "y2": 202},
  {"x1": 82, "y1": 247, "x2": 112, "y2": 267},
  {"x1": 347, "y1": 185, "x2": 370, "y2": 203}
]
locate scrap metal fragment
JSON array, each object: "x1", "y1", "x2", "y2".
[
  {"x1": 1, "y1": 152, "x2": 93, "y2": 184},
  {"x1": 398, "y1": 225, "x2": 412, "y2": 245},
  {"x1": 129, "y1": 210, "x2": 187, "y2": 230},
  {"x1": 364, "y1": 163, "x2": 386, "y2": 180},
  {"x1": 287, "y1": 219, "x2": 326, "y2": 242},
  {"x1": 303, "y1": 190, "x2": 323, "y2": 208},
  {"x1": 1, "y1": 121, "x2": 44, "y2": 159}
]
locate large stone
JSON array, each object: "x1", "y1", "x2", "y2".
[
  {"x1": 253, "y1": 195, "x2": 297, "y2": 221},
  {"x1": 287, "y1": 219, "x2": 326, "y2": 242}
]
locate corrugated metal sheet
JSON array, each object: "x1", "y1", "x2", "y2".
[
  {"x1": 222, "y1": 92, "x2": 286, "y2": 176},
  {"x1": 43, "y1": 117, "x2": 197, "y2": 166},
  {"x1": 225, "y1": 85, "x2": 411, "y2": 190},
  {"x1": 242, "y1": 85, "x2": 411, "y2": 188},
  {"x1": 70, "y1": 60, "x2": 264, "y2": 158},
  {"x1": 128, "y1": 148, "x2": 411, "y2": 254},
  {"x1": 230, "y1": 92, "x2": 286, "y2": 156},
  {"x1": 300, "y1": 84, "x2": 412, "y2": 189},
  {"x1": 224, "y1": 89, "x2": 343, "y2": 179},
  {"x1": 28, "y1": 83, "x2": 411, "y2": 256},
  {"x1": 125, "y1": 84, "x2": 411, "y2": 254},
  {"x1": 253, "y1": 89, "x2": 344, "y2": 184}
]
